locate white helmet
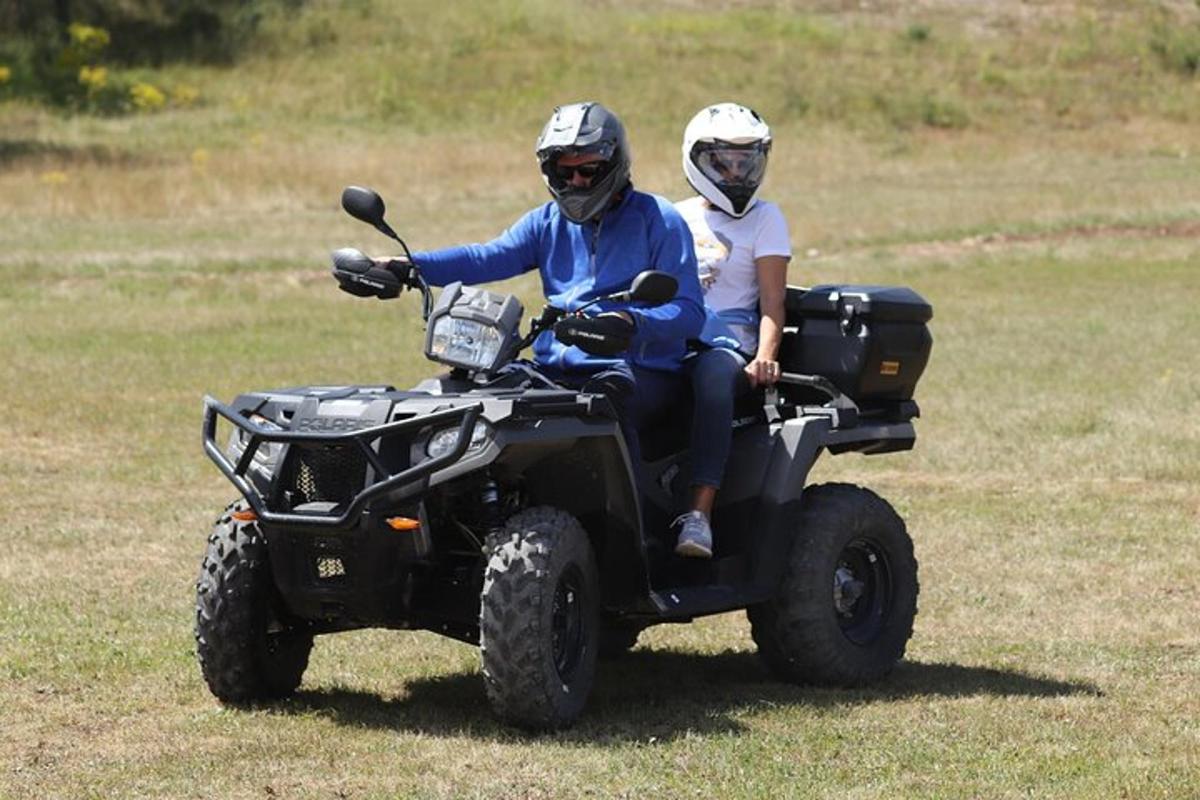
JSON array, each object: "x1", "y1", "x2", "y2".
[{"x1": 681, "y1": 103, "x2": 771, "y2": 217}]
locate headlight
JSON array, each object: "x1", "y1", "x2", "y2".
[
  {"x1": 423, "y1": 283, "x2": 523, "y2": 373},
  {"x1": 426, "y1": 421, "x2": 491, "y2": 459},
  {"x1": 428, "y1": 315, "x2": 504, "y2": 371}
]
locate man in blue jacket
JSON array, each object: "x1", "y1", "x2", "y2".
[{"x1": 379, "y1": 102, "x2": 705, "y2": 473}]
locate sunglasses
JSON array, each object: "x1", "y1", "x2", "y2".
[{"x1": 554, "y1": 161, "x2": 607, "y2": 181}]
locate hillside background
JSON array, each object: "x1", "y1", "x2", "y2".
[{"x1": 2, "y1": 2, "x2": 1198, "y2": 798}]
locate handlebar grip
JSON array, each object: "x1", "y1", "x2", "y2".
[
  {"x1": 331, "y1": 248, "x2": 404, "y2": 300},
  {"x1": 385, "y1": 257, "x2": 421, "y2": 289}
]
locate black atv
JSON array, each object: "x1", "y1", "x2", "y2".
[{"x1": 194, "y1": 187, "x2": 933, "y2": 729}]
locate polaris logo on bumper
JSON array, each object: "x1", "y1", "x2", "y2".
[{"x1": 295, "y1": 417, "x2": 372, "y2": 432}]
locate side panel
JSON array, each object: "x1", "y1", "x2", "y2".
[{"x1": 488, "y1": 422, "x2": 652, "y2": 613}]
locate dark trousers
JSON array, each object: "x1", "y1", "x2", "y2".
[
  {"x1": 542, "y1": 361, "x2": 687, "y2": 471},
  {"x1": 686, "y1": 348, "x2": 750, "y2": 488}
]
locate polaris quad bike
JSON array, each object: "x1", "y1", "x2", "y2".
[{"x1": 195, "y1": 186, "x2": 934, "y2": 729}]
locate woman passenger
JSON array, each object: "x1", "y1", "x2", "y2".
[{"x1": 672, "y1": 103, "x2": 792, "y2": 558}]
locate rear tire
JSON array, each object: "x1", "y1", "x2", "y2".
[
  {"x1": 479, "y1": 506, "x2": 599, "y2": 729},
  {"x1": 195, "y1": 502, "x2": 313, "y2": 703},
  {"x1": 748, "y1": 483, "x2": 918, "y2": 685}
]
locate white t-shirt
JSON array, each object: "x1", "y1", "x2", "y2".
[{"x1": 675, "y1": 196, "x2": 792, "y2": 352}]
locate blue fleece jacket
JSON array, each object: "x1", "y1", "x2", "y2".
[{"x1": 413, "y1": 189, "x2": 705, "y2": 374}]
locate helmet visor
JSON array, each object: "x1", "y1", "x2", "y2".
[
  {"x1": 691, "y1": 141, "x2": 768, "y2": 189},
  {"x1": 539, "y1": 143, "x2": 617, "y2": 191}
]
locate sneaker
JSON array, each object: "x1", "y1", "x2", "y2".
[{"x1": 673, "y1": 511, "x2": 713, "y2": 558}]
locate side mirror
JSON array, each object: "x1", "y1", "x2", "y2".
[
  {"x1": 627, "y1": 270, "x2": 678, "y2": 305},
  {"x1": 342, "y1": 186, "x2": 385, "y2": 225},
  {"x1": 341, "y1": 186, "x2": 399, "y2": 242}
]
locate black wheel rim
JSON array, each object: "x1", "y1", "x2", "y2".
[
  {"x1": 259, "y1": 605, "x2": 303, "y2": 661},
  {"x1": 833, "y1": 537, "x2": 893, "y2": 646},
  {"x1": 551, "y1": 565, "x2": 586, "y2": 682}
]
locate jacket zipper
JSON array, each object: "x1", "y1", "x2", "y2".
[{"x1": 558, "y1": 217, "x2": 604, "y2": 370}]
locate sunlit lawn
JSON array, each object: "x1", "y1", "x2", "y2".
[{"x1": 2, "y1": 1, "x2": 1200, "y2": 797}]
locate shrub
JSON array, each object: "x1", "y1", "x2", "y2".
[
  {"x1": 1149, "y1": 23, "x2": 1200, "y2": 75},
  {"x1": 29, "y1": 21, "x2": 123, "y2": 111},
  {"x1": 0, "y1": 16, "x2": 206, "y2": 114},
  {"x1": 0, "y1": 1, "x2": 295, "y2": 66},
  {"x1": 905, "y1": 23, "x2": 932, "y2": 44}
]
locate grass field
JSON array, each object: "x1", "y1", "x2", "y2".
[{"x1": 2, "y1": 1, "x2": 1200, "y2": 798}]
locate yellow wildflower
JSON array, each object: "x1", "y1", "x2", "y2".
[
  {"x1": 0, "y1": 66, "x2": 11, "y2": 85},
  {"x1": 191, "y1": 148, "x2": 210, "y2": 170},
  {"x1": 78, "y1": 65, "x2": 107, "y2": 90},
  {"x1": 130, "y1": 82, "x2": 166, "y2": 112},
  {"x1": 40, "y1": 171, "x2": 69, "y2": 186},
  {"x1": 172, "y1": 84, "x2": 200, "y2": 108},
  {"x1": 68, "y1": 23, "x2": 110, "y2": 49}
]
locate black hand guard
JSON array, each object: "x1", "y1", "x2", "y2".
[
  {"x1": 553, "y1": 313, "x2": 635, "y2": 357},
  {"x1": 331, "y1": 248, "x2": 414, "y2": 300}
]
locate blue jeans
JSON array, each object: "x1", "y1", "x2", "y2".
[{"x1": 687, "y1": 348, "x2": 750, "y2": 488}]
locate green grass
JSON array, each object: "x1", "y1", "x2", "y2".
[
  {"x1": 3, "y1": 1, "x2": 1200, "y2": 798},
  {"x1": 3, "y1": 225, "x2": 1198, "y2": 800}
]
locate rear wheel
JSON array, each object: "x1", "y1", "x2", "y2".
[
  {"x1": 748, "y1": 483, "x2": 918, "y2": 685},
  {"x1": 195, "y1": 502, "x2": 313, "y2": 703},
  {"x1": 479, "y1": 507, "x2": 599, "y2": 729}
]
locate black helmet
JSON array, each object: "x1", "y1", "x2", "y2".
[{"x1": 535, "y1": 102, "x2": 631, "y2": 223}]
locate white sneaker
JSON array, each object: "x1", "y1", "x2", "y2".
[{"x1": 673, "y1": 511, "x2": 713, "y2": 558}]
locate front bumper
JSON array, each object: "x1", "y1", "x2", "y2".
[{"x1": 202, "y1": 395, "x2": 484, "y2": 528}]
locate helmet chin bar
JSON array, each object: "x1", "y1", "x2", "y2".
[
  {"x1": 724, "y1": 185, "x2": 756, "y2": 216},
  {"x1": 550, "y1": 169, "x2": 628, "y2": 223},
  {"x1": 686, "y1": 171, "x2": 760, "y2": 218}
]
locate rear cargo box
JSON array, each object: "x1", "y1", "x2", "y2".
[{"x1": 778, "y1": 285, "x2": 932, "y2": 412}]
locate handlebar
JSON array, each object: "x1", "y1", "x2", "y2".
[
  {"x1": 511, "y1": 304, "x2": 566, "y2": 355},
  {"x1": 331, "y1": 248, "x2": 433, "y2": 320},
  {"x1": 412, "y1": 272, "x2": 433, "y2": 321}
]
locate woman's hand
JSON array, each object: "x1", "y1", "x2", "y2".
[{"x1": 744, "y1": 357, "x2": 780, "y2": 388}]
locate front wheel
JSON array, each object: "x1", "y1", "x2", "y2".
[
  {"x1": 195, "y1": 502, "x2": 313, "y2": 703},
  {"x1": 479, "y1": 506, "x2": 599, "y2": 729},
  {"x1": 748, "y1": 483, "x2": 918, "y2": 685}
]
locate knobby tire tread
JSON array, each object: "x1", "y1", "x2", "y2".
[
  {"x1": 195, "y1": 501, "x2": 313, "y2": 704},
  {"x1": 479, "y1": 506, "x2": 598, "y2": 730},
  {"x1": 748, "y1": 482, "x2": 919, "y2": 686}
]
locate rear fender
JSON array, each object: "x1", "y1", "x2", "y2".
[{"x1": 750, "y1": 415, "x2": 917, "y2": 590}]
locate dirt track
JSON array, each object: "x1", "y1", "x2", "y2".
[{"x1": 890, "y1": 218, "x2": 1200, "y2": 258}]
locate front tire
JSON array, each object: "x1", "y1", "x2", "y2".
[
  {"x1": 748, "y1": 483, "x2": 918, "y2": 685},
  {"x1": 195, "y1": 502, "x2": 313, "y2": 703},
  {"x1": 479, "y1": 506, "x2": 599, "y2": 729}
]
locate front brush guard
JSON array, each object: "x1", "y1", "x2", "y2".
[{"x1": 203, "y1": 397, "x2": 484, "y2": 527}]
